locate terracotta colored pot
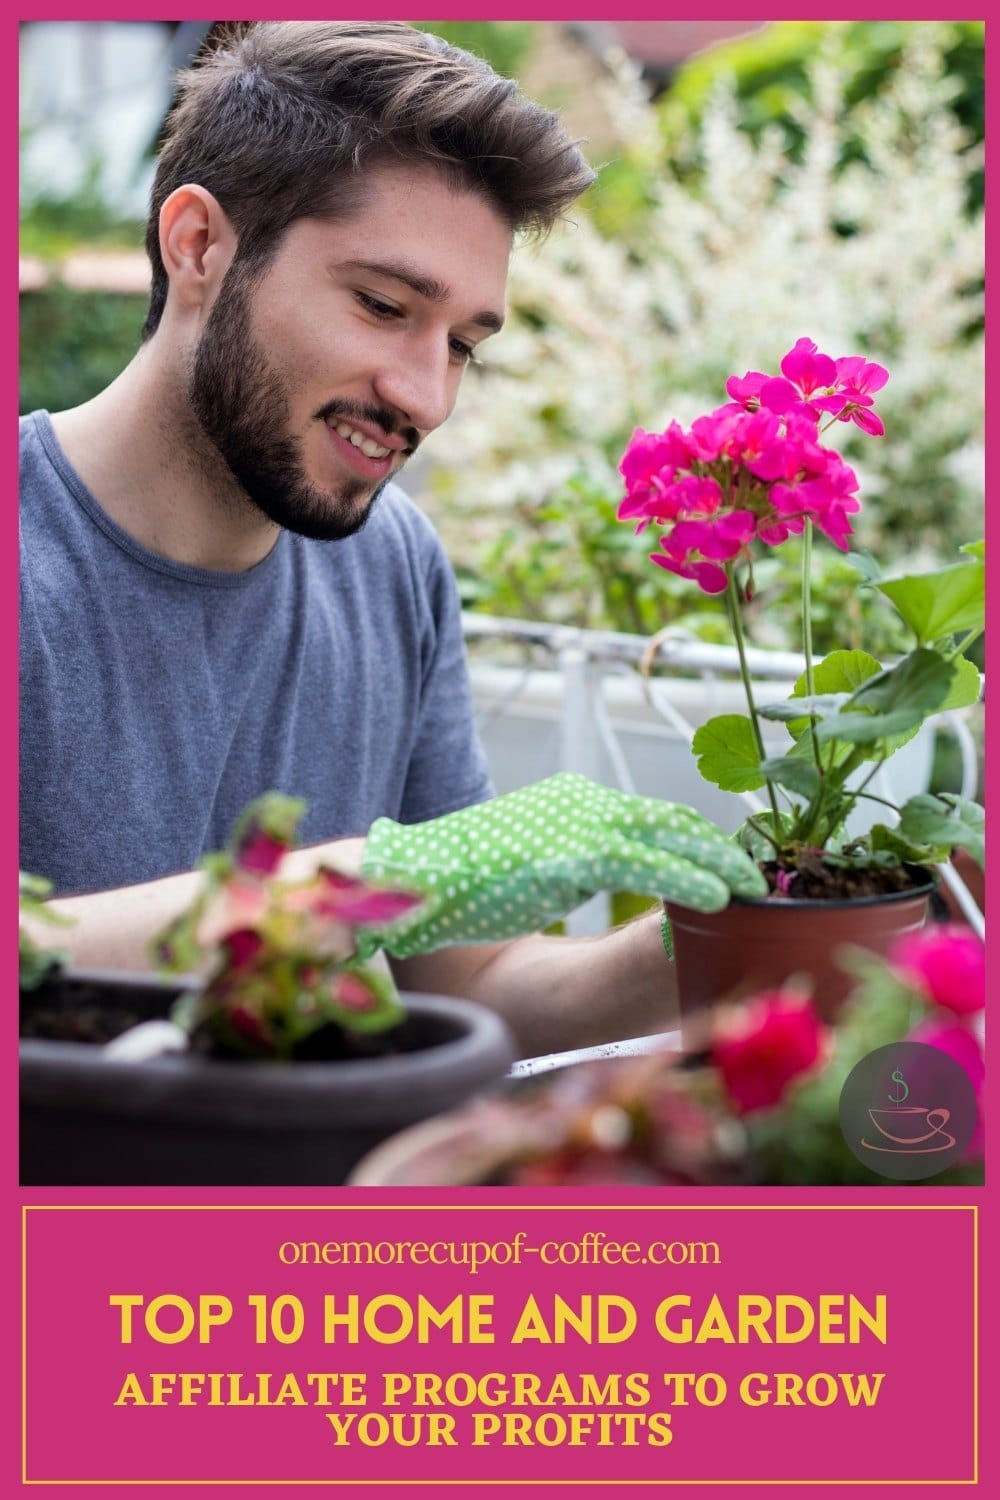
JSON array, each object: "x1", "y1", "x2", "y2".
[
  {"x1": 665, "y1": 876, "x2": 936, "y2": 1039},
  {"x1": 20, "y1": 969, "x2": 515, "y2": 1186}
]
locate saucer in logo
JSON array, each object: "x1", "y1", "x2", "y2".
[{"x1": 839, "y1": 1041, "x2": 978, "y2": 1180}]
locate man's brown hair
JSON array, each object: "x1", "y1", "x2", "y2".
[{"x1": 142, "y1": 20, "x2": 595, "y2": 338}]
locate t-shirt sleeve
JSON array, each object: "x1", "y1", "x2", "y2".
[{"x1": 398, "y1": 522, "x2": 494, "y2": 824}]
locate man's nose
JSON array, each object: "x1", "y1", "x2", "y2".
[{"x1": 372, "y1": 340, "x2": 455, "y2": 438}]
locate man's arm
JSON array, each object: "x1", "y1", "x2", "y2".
[
  {"x1": 20, "y1": 837, "x2": 368, "y2": 973},
  {"x1": 23, "y1": 847, "x2": 674, "y2": 1059},
  {"x1": 392, "y1": 911, "x2": 676, "y2": 1059}
]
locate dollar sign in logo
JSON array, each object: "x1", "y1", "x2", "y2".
[{"x1": 889, "y1": 1068, "x2": 909, "y2": 1104}]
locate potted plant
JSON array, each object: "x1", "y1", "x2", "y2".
[
  {"x1": 19, "y1": 795, "x2": 515, "y2": 1186},
  {"x1": 349, "y1": 923, "x2": 984, "y2": 1188},
  {"x1": 615, "y1": 337, "x2": 984, "y2": 1024}
]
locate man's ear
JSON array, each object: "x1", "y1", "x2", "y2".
[{"x1": 158, "y1": 185, "x2": 237, "y2": 316}]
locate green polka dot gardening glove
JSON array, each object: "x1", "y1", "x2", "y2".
[{"x1": 359, "y1": 772, "x2": 767, "y2": 959}]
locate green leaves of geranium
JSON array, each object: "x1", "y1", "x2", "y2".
[
  {"x1": 691, "y1": 714, "x2": 763, "y2": 791},
  {"x1": 874, "y1": 545, "x2": 984, "y2": 646},
  {"x1": 760, "y1": 650, "x2": 881, "y2": 737},
  {"x1": 812, "y1": 649, "x2": 956, "y2": 744},
  {"x1": 938, "y1": 654, "x2": 982, "y2": 713},
  {"x1": 896, "y1": 794, "x2": 985, "y2": 867},
  {"x1": 758, "y1": 649, "x2": 956, "y2": 747},
  {"x1": 758, "y1": 757, "x2": 821, "y2": 798}
]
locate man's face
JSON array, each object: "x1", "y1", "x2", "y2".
[{"x1": 189, "y1": 163, "x2": 511, "y2": 540}]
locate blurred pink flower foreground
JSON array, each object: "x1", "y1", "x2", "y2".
[{"x1": 711, "y1": 989, "x2": 828, "y2": 1116}]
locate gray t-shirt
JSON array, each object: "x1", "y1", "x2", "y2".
[{"x1": 19, "y1": 411, "x2": 492, "y2": 895}]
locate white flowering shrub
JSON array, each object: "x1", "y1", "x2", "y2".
[{"x1": 416, "y1": 25, "x2": 983, "y2": 638}]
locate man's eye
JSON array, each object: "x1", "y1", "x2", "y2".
[
  {"x1": 450, "y1": 339, "x2": 478, "y2": 364},
  {"x1": 356, "y1": 292, "x2": 399, "y2": 319}
]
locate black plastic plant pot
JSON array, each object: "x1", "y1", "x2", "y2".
[{"x1": 19, "y1": 969, "x2": 516, "y2": 1186}]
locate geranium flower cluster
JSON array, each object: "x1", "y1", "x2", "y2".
[{"x1": 618, "y1": 338, "x2": 889, "y2": 594}]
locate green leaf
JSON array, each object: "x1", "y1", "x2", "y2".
[
  {"x1": 810, "y1": 650, "x2": 954, "y2": 746},
  {"x1": 897, "y1": 794, "x2": 984, "y2": 867},
  {"x1": 692, "y1": 714, "x2": 764, "y2": 792},
  {"x1": 844, "y1": 549, "x2": 882, "y2": 584},
  {"x1": 938, "y1": 654, "x2": 982, "y2": 713},
  {"x1": 758, "y1": 755, "x2": 821, "y2": 798},
  {"x1": 229, "y1": 791, "x2": 307, "y2": 853},
  {"x1": 758, "y1": 693, "x2": 849, "y2": 722},
  {"x1": 814, "y1": 707, "x2": 922, "y2": 744},
  {"x1": 152, "y1": 911, "x2": 208, "y2": 974},
  {"x1": 795, "y1": 650, "x2": 884, "y2": 696},
  {"x1": 19, "y1": 870, "x2": 73, "y2": 929},
  {"x1": 784, "y1": 652, "x2": 883, "y2": 737},
  {"x1": 851, "y1": 648, "x2": 956, "y2": 714},
  {"x1": 961, "y1": 540, "x2": 985, "y2": 561},
  {"x1": 869, "y1": 822, "x2": 938, "y2": 865},
  {"x1": 875, "y1": 555, "x2": 984, "y2": 645}
]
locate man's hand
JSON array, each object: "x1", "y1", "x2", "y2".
[{"x1": 361, "y1": 773, "x2": 766, "y2": 958}]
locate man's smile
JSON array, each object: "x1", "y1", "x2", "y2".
[{"x1": 324, "y1": 418, "x2": 398, "y2": 479}]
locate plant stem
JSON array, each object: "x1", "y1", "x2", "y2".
[
  {"x1": 743, "y1": 813, "x2": 782, "y2": 852},
  {"x1": 801, "y1": 518, "x2": 823, "y2": 771},
  {"x1": 848, "y1": 789, "x2": 903, "y2": 812},
  {"x1": 725, "y1": 566, "x2": 783, "y2": 827},
  {"x1": 948, "y1": 627, "x2": 984, "y2": 663}
]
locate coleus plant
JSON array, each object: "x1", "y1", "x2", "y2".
[
  {"x1": 153, "y1": 794, "x2": 422, "y2": 1061},
  {"x1": 618, "y1": 337, "x2": 984, "y2": 889},
  {"x1": 18, "y1": 871, "x2": 72, "y2": 990}
]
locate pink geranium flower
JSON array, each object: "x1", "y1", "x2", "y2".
[
  {"x1": 725, "y1": 370, "x2": 770, "y2": 409},
  {"x1": 833, "y1": 355, "x2": 889, "y2": 434},
  {"x1": 711, "y1": 990, "x2": 828, "y2": 1115},
  {"x1": 751, "y1": 338, "x2": 848, "y2": 422},
  {"x1": 651, "y1": 510, "x2": 757, "y2": 594},
  {"x1": 651, "y1": 554, "x2": 729, "y2": 594},
  {"x1": 671, "y1": 474, "x2": 724, "y2": 514},
  {"x1": 662, "y1": 511, "x2": 756, "y2": 562},
  {"x1": 687, "y1": 407, "x2": 743, "y2": 464},
  {"x1": 889, "y1": 924, "x2": 986, "y2": 1015},
  {"x1": 617, "y1": 423, "x2": 695, "y2": 530},
  {"x1": 619, "y1": 423, "x2": 689, "y2": 495}
]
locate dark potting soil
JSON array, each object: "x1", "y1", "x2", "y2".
[
  {"x1": 19, "y1": 1000, "x2": 147, "y2": 1044},
  {"x1": 19, "y1": 974, "x2": 159, "y2": 1044},
  {"x1": 761, "y1": 854, "x2": 930, "y2": 902},
  {"x1": 20, "y1": 971, "x2": 426, "y2": 1063}
]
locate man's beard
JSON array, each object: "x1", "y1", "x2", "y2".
[{"x1": 188, "y1": 270, "x2": 408, "y2": 541}]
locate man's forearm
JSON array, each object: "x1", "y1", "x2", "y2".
[
  {"x1": 392, "y1": 911, "x2": 677, "y2": 1058},
  {"x1": 23, "y1": 837, "x2": 367, "y2": 973},
  {"x1": 26, "y1": 847, "x2": 677, "y2": 1063}
]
